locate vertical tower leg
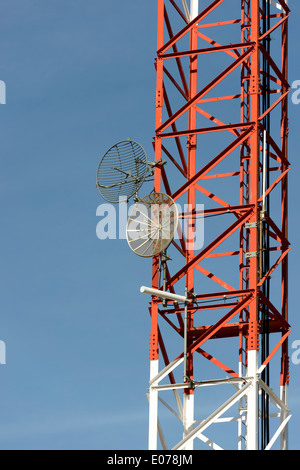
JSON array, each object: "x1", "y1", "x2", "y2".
[
  {"x1": 246, "y1": 0, "x2": 260, "y2": 450},
  {"x1": 183, "y1": 393, "x2": 194, "y2": 450},
  {"x1": 148, "y1": 272, "x2": 160, "y2": 450},
  {"x1": 247, "y1": 350, "x2": 259, "y2": 450},
  {"x1": 148, "y1": 0, "x2": 165, "y2": 450},
  {"x1": 146, "y1": 0, "x2": 291, "y2": 451},
  {"x1": 182, "y1": 0, "x2": 199, "y2": 450},
  {"x1": 149, "y1": 359, "x2": 159, "y2": 450}
]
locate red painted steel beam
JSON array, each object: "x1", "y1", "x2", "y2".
[
  {"x1": 158, "y1": 0, "x2": 225, "y2": 55},
  {"x1": 172, "y1": 127, "x2": 254, "y2": 201},
  {"x1": 161, "y1": 42, "x2": 254, "y2": 59},
  {"x1": 160, "y1": 122, "x2": 253, "y2": 139},
  {"x1": 157, "y1": 47, "x2": 254, "y2": 134}
]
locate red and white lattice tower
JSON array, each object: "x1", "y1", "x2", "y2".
[{"x1": 143, "y1": 0, "x2": 291, "y2": 451}]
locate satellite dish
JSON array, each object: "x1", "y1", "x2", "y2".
[
  {"x1": 96, "y1": 139, "x2": 148, "y2": 203},
  {"x1": 126, "y1": 192, "x2": 178, "y2": 257}
]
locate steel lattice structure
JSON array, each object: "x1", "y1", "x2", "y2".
[{"x1": 145, "y1": 0, "x2": 291, "y2": 450}]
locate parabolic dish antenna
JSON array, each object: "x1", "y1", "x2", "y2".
[
  {"x1": 96, "y1": 139, "x2": 148, "y2": 203},
  {"x1": 126, "y1": 192, "x2": 178, "y2": 257}
]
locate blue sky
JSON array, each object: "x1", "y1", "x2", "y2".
[{"x1": 0, "y1": 0, "x2": 299, "y2": 450}]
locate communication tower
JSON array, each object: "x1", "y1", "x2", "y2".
[
  {"x1": 142, "y1": 0, "x2": 291, "y2": 450},
  {"x1": 96, "y1": 0, "x2": 291, "y2": 451}
]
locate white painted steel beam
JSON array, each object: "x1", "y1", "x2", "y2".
[
  {"x1": 258, "y1": 378, "x2": 291, "y2": 414},
  {"x1": 265, "y1": 415, "x2": 292, "y2": 450},
  {"x1": 197, "y1": 433, "x2": 224, "y2": 450},
  {"x1": 152, "y1": 376, "x2": 252, "y2": 390},
  {"x1": 149, "y1": 357, "x2": 184, "y2": 386},
  {"x1": 194, "y1": 416, "x2": 244, "y2": 425},
  {"x1": 148, "y1": 360, "x2": 159, "y2": 450},
  {"x1": 173, "y1": 381, "x2": 254, "y2": 450},
  {"x1": 183, "y1": 393, "x2": 194, "y2": 450},
  {"x1": 246, "y1": 350, "x2": 259, "y2": 450},
  {"x1": 140, "y1": 286, "x2": 189, "y2": 304}
]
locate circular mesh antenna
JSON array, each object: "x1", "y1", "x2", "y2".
[
  {"x1": 126, "y1": 193, "x2": 178, "y2": 258},
  {"x1": 96, "y1": 140, "x2": 148, "y2": 203}
]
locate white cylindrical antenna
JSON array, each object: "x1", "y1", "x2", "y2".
[
  {"x1": 141, "y1": 285, "x2": 191, "y2": 383},
  {"x1": 190, "y1": 0, "x2": 199, "y2": 20},
  {"x1": 140, "y1": 286, "x2": 190, "y2": 304}
]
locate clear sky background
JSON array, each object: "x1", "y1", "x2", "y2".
[{"x1": 0, "y1": 0, "x2": 299, "y2": 450}]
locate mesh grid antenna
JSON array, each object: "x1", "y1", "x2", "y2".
[
  {"x1": 126, "y1": 192, "x2": 178, "y2": 258},
  {"x1": 96, "y1": 139, "x2": 148, "y2": 203}
]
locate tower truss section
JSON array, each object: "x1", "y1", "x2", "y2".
[{"x1": 146, "y1": 0, "x2": 291, "y2": 451}]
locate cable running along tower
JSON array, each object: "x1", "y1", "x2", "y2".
[{"x1": 144, "y1": 0, "x2": 291, "y2": 450}]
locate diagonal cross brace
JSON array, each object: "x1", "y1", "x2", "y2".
[
  {"x1": 171, "y1": 126, "x2": 254, "y2": 201},
  {"x1": 157, "y1": 46, "x2": 254, "y2": 134},
  {"x1": 172, "y1": 380, "x2": 254, "y2": 450},
  {"x1": 166, "y1": 207, "x2": 254, "y2": 288}
]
